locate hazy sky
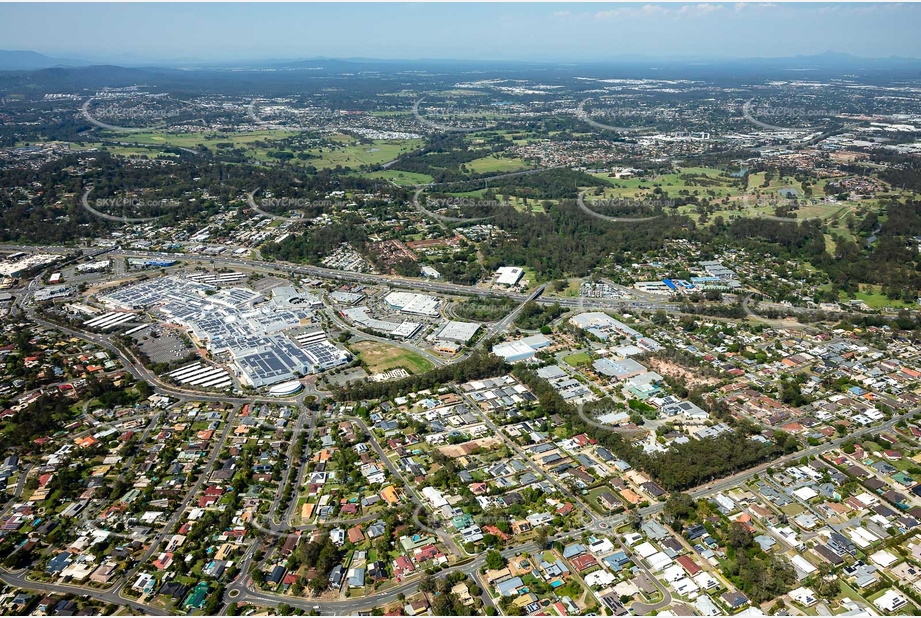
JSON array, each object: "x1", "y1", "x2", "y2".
[{"x1": 1, "y1": 2, "x2": 919, "y2": 64}]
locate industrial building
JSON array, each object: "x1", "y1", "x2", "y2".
[
  {"x1": 435, "y1": 321, "x2": 481, "y2": 344},
  {"x1": 633, "y1": 281, "x2": 672, "y2": 295},
  {"x1": 83, "y1": 312, "x2": 136, "y2": 331},
  {"x1": 340, "y1": 306, "x2": 421, "y2": 339},
  {"x1": 384, "y1": 292, "x2": 440, "y2": 316},
  {"x1": 495, "y1": 266, "x2": 524, "y2": 287},
  {"x1": 186, "y1": 271, "x2": 247, "y2": 286},
  {"x1": 592, "y1": 358, "x2": 648, "y2": 381},
  {"x1": 420, "y1": 266, "x2": 441, "y2": 279},
  {"x1": 76, "y1": 260, "x2": 111, "y2": 273},
  {"x1": 569, "y1": 312, "x2": 661, "y2": 351},
  {"x1": 520, "y1": 334, "x2": 551, "y2": 350},
  {"x1": 492, "y1": 340, "x2": 537, "y2": 363},
  {"x1": 127, "y1": 258, "x2": 177, "y2": 269},
  {"x1": 329, "y1": 290, "x2": 365, "y2": 304},
  {"x1": 168, "y1": 363, "x2": 233, "y2": 389},
  {"x1": 0, "y1": 253, "x2": 60, "y2": 277},
  {"x1": 269, "y1": 380, "x2": 304, "y2": 397},
  {"x1": 270, "y1": 285, "x2": 323, "y2": 310},
  {"x1": 434, "y1": 341, "x2": 462, "y2": 354},
  {"x1": 34, "y1": 285, "x2": 71, "y2": 301}
]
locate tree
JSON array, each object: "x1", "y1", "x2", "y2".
[
  {"x1": 535, "y1": 527, "x2": 550, "y2": 549},
  {"x1": 664, "y1": 493, "x2": 696, "y2": 525},
  {"x1": 627, "y1": 508, "x2": 642, "y2": 531},
  {"x1": 485, "y1": 550, "x2": 507, "y2": 571},
  {"x1": 309, "y1": 575, "x2": 327, "y2": 596},
  {"x1": 419, "y1": 574, "x2": 437, "y2": 595},
  {"x1": 727, "y1": 522, "x2": 754, "y2": 549}
]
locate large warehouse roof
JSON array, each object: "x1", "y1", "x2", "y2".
[
  {"x1": 496, "y1": 266, "x2": 524, "y2": 286},
  {"x1": 436, "y1": 321, "x2": 481, "y2": 343}
]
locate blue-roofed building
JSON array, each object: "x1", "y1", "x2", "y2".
[
  {"x1": 47, "y1": 552, "x2": 72, "y2": 573},
  {"x1": 603, "y1": 551, "x2": 630, "y2": 572},
  {"x1": 562, "y1": 543, "x2": 586, "y2": 559},
  {"x1": 497, "y1": 576, "x2": 525, "y2": 597},
  {"x1": 347, "y1": 567, "x2": 365, "y2": 588}
]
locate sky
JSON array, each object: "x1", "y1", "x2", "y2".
[{"x1": 1, "y1": 2, "x2": 919, "y2": 65}]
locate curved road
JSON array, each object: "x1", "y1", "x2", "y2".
[
  {"x1": 408, "y1": 166, "x2": 568, "y2": 223},
  {"x1": 576, "y1": 98, "x2": 651, "y2": 134},
  {"x1": 81, "y1": 187, "x2": 159, "y2": 224},
  {"x1": 577, "y1": 191, "x2": 664, "y2": 223},
  {"x1": 741, "y1": 98, "x2": 819, "y2": 132},
  {"x1": 411, "y1": 187, "x2": 492, "y2": 224},
  {"x1": 412, "y1": 97, "x2": 494, "y2": 133},
  {"x1": 81, "y1": 97, "x2": 166, "y2": 133},
  {"x1": 246, "y1": 188, "x2": 291, "y2": 221}
]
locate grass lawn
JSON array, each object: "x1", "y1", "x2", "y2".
[
  {"x1": 545, "y1": 278, "x2": 582, "y2": 298},
  {"x1": 779, "y1": 503, "x2": 805, "y2": 516},
  {"x1": 82, "y1": 142, "x2": 180, "y2": 158},
  {"x1": 585, "y1": 485, "x2": 622, "y2": 513},
  {"x1": 307, "y1": 136, "x2": 423, "y2": 168},
  {"x1": 363, "y1": 170, "x2": 433, "y2": 185},
  {"x1": 504, "y1": 195, "x2": 549, "y2": 214},
  {"x1": 104, "y1": 129, "x2": 293, "y2": 149},
  {"x1": 351, "y1": 341, "x2": 433, "y2": 375},
  {"x1": 519, "y1": 266, "x2": 542, "y2": 290},
  {"x1": 839, "y1": 583, "x2": 869, "y2": 605},
  {"x1": 555, "y1": 580, "x2": 583, "y2": 599},
  {"x1": 865, "y1": 587, "x2": 915, "y2": 612},
  {"x1": 835, "y1": 285, "x2": 913, "y2": 309},
  {"x1": 564, "y1": 352, "x2": 592, "y2": 367},
  {"x1": 466, "y1": 156, "x2": 529, "y2": 174},
  {"x1": 99, "y1": 129, "x2": 422, "y2": 169}
]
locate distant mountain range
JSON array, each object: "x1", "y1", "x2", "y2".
[
  {"x1": 0, "y1": 50, "x2": 90, "y2": 70},
  {"x1": 0, "y1": 48, "x2": 919, "y2": 74}
]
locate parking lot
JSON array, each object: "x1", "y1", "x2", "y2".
[{"x1": 134, "y1": 327, "x2": 195, "y2": 365}]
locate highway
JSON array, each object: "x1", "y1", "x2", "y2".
[
  {"x1": 412, "y1": 187, "x2": 491, "y2": 224},
  {"x1": 0, "y1": 243, "x2": 680, "y2": 317},
  {"x1": 576, "y1": 98, "x2": 650, "y2": 134},
  {"x1": 412, "y1": 97, "x2": 493, "y2": 133},
  {"x1": 80, "y1": 187, "x2": 158, "y2": 224},
  {"x1": 577, "y1": 190, "x2": 664, "y2": 223},
  {"x1": 742, "y1": 98, "x2": 819, "y2": 133},
  {"x1": 80, "y1": 97, "x2": 164, "y2": 134},
  {"x1": 246, "y1": 187, "x2": 296, "y2": 222}
]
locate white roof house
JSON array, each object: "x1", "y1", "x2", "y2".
[
  {"x1": 421, "y1": 487, "x2": 449, "y2": 508},
  {"x1": 495, "y1": 266, "x2": 524, "y2": 286},
  {"x1": 875, "y1": 589, "x2": 908, "y2": 613},
  {"x1": 870, "y1": 550, "x2": 899, "y2": 569},
  {"x1": 790, "y1": 555, "x2": 817, "y2": 579},
  {"x1": 790, "y1": 586, "x2": 817, "y2": 607},
  {"x1": 584, "y1": 570, "x2": 616, "y2": 588}
]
